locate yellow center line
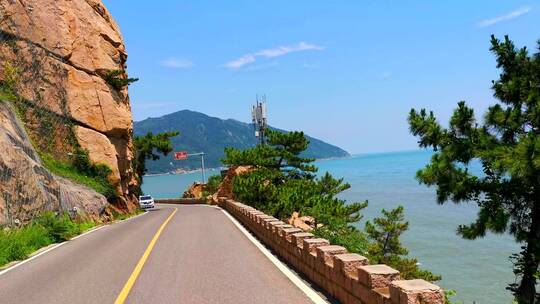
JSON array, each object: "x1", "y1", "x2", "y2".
[{"x1": 114, "y1": 208, "x2": 178, "y2": 304}]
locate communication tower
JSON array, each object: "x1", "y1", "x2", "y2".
[{"x1": 252, "y1": 95, "x2": 268, "y2": 145}]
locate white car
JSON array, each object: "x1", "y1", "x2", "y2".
[{"x1": 138, "y1": 195, "x2": 155, "y2": 209}]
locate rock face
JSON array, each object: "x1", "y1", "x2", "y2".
[
  {"x1": 287, "y1": 212, "x2": 316, "y2": 232},
  {"x1": 0, "y1": 0, "x2": 138, "y2": 219},
  {"x1": 183, "y1": 182, "x2": 207, "y2": 199},
  {"x1": 210, "y1": 166, "x2": 254, "y2": 204},
  {"x1": 0, "y1": 102, "x2": 108, "y2": 225}
]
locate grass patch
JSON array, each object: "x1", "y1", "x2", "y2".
[
  {"x1": 0, "y1": 212, "x2": 95, "y2": 267},
  {"x1": 0, "y1": 87, "x2": 17, "y2": 102},
  {"x1": 39, "y1": 152, "x2": 117, "y2": 199}
]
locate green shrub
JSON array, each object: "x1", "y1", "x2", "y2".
[
  {"x1": 0, "y1": 85, "x2": 17, "y2": 102},
  {"x1": 201, "y1": 174, "x2": 223, "y2": 197},
  {"x1": 0, "y1": 61, "x2": 19, "y2": 102},
  {"x1": 206, "y1": 175, "x2": 223, "y2": 193},
  {"x1": 313, "y1": 226, "x2": 369, "y2": 255},
  {"x1": 0, "y1": 212, "x2": 95, "y2": 267},
  {"x1": 103, "y1": 70, "x2": 138, "y2": 90},
  {"x1": 34, "y1": 212, "x2": 78, "y2": 242},
  {"x1": 0, "y1": 224, "x2": 51, "y2": 265}
]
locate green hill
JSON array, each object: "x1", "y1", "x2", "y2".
[{"x1": 134, "y1": 110, "x2": 350, "y2": 173}]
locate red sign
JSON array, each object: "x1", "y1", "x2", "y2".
[{"x1": 173, "y1": 151, "x2": 188, "y2": 160}]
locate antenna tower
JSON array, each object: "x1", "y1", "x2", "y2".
[{"x1": 252, "y1": 95, "x2": 268, "y2": 145}]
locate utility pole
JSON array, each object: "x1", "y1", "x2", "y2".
[
  {"x1": 252, "y1": 95, "x2": 268, "y2": 145},
  {"x1": 173, "y1": 151, "x2": 206, "y2": 183},
  {"x1": 188, "y1": 152, "x2": 206, "y2": 183}
]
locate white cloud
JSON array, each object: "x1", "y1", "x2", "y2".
[
  {"x1": 223, "y1": 41, "x2": 325, "y2": 70},
  {"x1": 222, "y1": 54, "x2": 256, "y2": 69},
  {"x1": 255, "y1": 42, "x2": 325, "y2": 58},
  {"x1": 161, "y1": 58, "x2": 193, "y2": 69},
  {"x1": 478, "y1": 6, "x2": 531, "y2": 28}
]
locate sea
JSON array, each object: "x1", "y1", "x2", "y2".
[{"x1": 142, "y1": 150, "x2": 518, "y2": 303}]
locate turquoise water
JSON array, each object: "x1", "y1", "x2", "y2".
[{"x1": 142, "y1": 150, "x2": 518, "y2": 303}]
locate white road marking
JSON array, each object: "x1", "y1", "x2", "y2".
[
  {"x1": 70, "y1": 225, "x2": 108, "y2": 240},
  {"x1": 121, "y1": 210, "x2": 149, "y2": 223},
  {"x1": 0, "y1": 211, "x2": 149, "y2": 277},
  {"x1": 220, "y1": 207, "x2": 328, "y2": 304}
]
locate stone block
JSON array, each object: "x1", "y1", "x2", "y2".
[
  {"x1": 291, "y1": 232, "x2": 314, "y2": 248},
  {"x1": 333, "y1": 253, "x2": 368, "y2": 279},
  {"x1": 358, "y1": 264, "x2": 400, "y2": 289},
  {"x1": 389, "y1": 279, "x2": 444, "y2": 304},
  {"x1": 373, "y1": 287, "x2": 391, "y2": 304},
  {"x1": 303, "y1": 238, "x2": 330, "y2": 254},
  {"x1": 256, "y1": 214, "x2": 274, "y2": 224},
  {"x1": 316, "y1": 245, "x2": 347, "y2": 266},
  {"x1": 272, "y1": 223, "x2": 293, "y2": 234},
  {"x1": 280, "y1": 227, "x2": 303, "y2": 240},
  {"x1": 261, "y1": 217, "x2": 280, "y2": 228}
]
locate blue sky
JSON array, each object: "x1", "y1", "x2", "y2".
[{"x1": 103, "y1": 1, "x2": 539, "y2": 153}]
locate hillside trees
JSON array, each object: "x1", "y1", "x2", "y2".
[
  {"x1": 408, "y1": 35, "x2": 540, "y2": 303},
  {"x1": 223, "y1": 128, "x2": 438, "y2": 281},
  {"x1": 223, "y1": 128, "x2": 365, "y2": 227}
]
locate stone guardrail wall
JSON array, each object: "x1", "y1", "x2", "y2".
[{"x1": 219, "y1": 197, "x2": 444, "y2": 304}]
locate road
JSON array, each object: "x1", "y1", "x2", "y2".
[{"x1": 0, "y1": 204, "x2": 319, "y2": 304}]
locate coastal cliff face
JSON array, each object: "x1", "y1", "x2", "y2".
[
  {"x1": 0, "y1": 0, "x2": 138, "y2": 222},
  {"x1": 0, "y1": 102, "x2": 109, "y2": 224}
]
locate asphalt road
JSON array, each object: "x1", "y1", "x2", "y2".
[{"x1": 0, "y1": 204, "x2": 316, "y2": 304}]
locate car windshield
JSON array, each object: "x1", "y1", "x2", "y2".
[{"x1": 140, "y1": 195, "x2": 152, "y2": 200}]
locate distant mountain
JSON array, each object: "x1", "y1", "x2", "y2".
[{"x1": 134, "y1": 110, "x2": 350, "y2": 173}]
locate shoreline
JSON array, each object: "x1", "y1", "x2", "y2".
[
  {"x1": 144, "y1": 167, "x2": 223, "y2": 177},
  {"x1": 144, "y1": 155, "x2": 353, "y2": 177}
]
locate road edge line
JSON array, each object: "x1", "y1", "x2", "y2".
[
  {"x1": 0, "y1": 211, "x2": 149, "y2": 276},
  {"x1": 120, "y1": 210, "x2": 149, "y2": 223},
  {"x1": 70, "y1": 225, "x2": 108, "y2": 240},
  {"x1": 0, "y1": 242, "x2": 66, "y2": 276},
  {"x1": 113, "y1": 208, "x2": 178, "y2": 304},
  {"x1": 220, "y1": 208, "x2": 328, "y2": 304}
]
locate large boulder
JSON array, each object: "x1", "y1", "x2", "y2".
[
  {"x1": 0, "y1": 0, "x2": 138, "y2": 214},
  {"x1": 183, "y1": 182, "x2": 207, "y2": 199},
  {"x1": 210, "y1": 166, "x2": 254, "y2": 204},
  {"x1": 287, "y1": 212, "x2": 315, "y2": 232}
]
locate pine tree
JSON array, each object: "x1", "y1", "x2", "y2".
[
  {"x1": 408, "y1": 35, "x2": 540, "y2": 303},
  {"x1": 133, "y1": 131, "x2": 179, "y2": 195},
  {"x1": 365, "y1": 206, "x2": 441, "y2": 281},
  {"x1": 223, "y1": 128, "x2": 369, "y2": 249},
  {"x1": 223, "y1": 128, "x2": 317, "y2": 177}
]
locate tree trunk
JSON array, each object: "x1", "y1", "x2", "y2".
[{"x1": 516, "y1": 203, "x2": 540, "y2": 304}]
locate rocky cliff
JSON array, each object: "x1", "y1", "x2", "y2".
[
  {"x1": 0, "y1": 102, "x2": 109, "y2": 224},
  {"x1": 0, "y1": 0, "x2": 138, "y2": 223}
]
